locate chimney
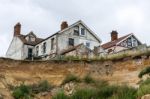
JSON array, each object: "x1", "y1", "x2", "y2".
[
  {"x1": 14, "y1": 22, "x2": 21, "y2": 36},
  {"x1": 111, "y1": 30, "x2": 118, "y2": 41},
  {"x1": 61, "y1": 21, "x2": 68, "y2": 30}
]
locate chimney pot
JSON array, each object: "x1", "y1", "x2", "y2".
[
  {"x1": 111, "y1": 30, "x2": 118, "y2": 41},
  {"x1": 14, "y1": 22, "x2": 21, "y2": 36},
  {"x1": 61, "y1": 21, "x2": 68, "y2": 30}
]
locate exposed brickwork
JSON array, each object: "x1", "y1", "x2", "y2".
[
  {"x1": 111, "y1": 31, "x2": 118, "y2": 41},
  {"x1": 61, "y1": 21, "x2": 68, "y2": 30},
  {"x1": 14, "y1": 22, "x2": 21, "y2": 36}
]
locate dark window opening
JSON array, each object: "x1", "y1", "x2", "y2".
[
  {"x1": 86, "y1": 42, "x2": 90, "y2": 48},
  {"x1": 51, "y1": 38, "x2": 54, "y2": 50},
  {"x1": 68, "y1": 38, "x2": 74, "y2": 46},
  {"x1": 43, "y1": 42, "x2": 46, "y2": 54},
  {"x1": 36, "y1": 46, "x2": 39, "y2": 56},
  {"x1": 81, "y1": 28, "x2": 85, "y2": 35}
]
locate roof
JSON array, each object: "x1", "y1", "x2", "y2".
[
  {"x1": 60, "y1": 43, "x2": 84, "y2": 55},
  {"x1": 18, "y1": 34, "x2": 44, "y2": 46},
  {"x1": 101, "y1": 33, "x2": 132, "y2": 49}
]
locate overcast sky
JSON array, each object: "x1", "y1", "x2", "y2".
[{"x1": 0, "y1": 0, "x2": 150, "y2": 56}]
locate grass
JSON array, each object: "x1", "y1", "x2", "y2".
[
  {"x1": 52, "y1": 91, "x2": 69, "y2": 99},
  {"x1": 12, "y1": 80, "x2": 52, "y2": 99},
  {"x1": 137, "y1": 78, "x2": 150, "y2": 97},
  {"x1": 83, "y1": 74, "x2": 95, "y2": 84},
  {"x1": 31, "y1": 80, "x2": 53, "y2": 94},
  {"x1": 62, "y1": 74, "x2": 81, "y2": 85},
  {"x1": 138, "y1": 66, "x2": 150, "y2": 78}
]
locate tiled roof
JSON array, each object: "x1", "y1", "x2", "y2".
[
  {"x1": 101, "y1": 34, "x2": 132, "y2": 49},
  {"x1": 18, "y1": 34, "x2": 44, "y2": 46}
]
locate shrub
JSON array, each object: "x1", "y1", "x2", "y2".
[
  {"x1": 62, "y1": 74, "x2": 81, "y2": 85},
  {"x1": 12, "y1": 84, "x2": 31, "y2": 99},
  {"x1": 83, "y1": 74, "x2": 95, "y2": 84},
  {"x1": 31, "y1": 80, "x2": 52, "y2": 94},
  {"x1": 138, "y1": 67, "x2": 150, "y2": 78},
  {"x1": 52, "y1": 91, "x2": 69, "y2": 99},
  {"x1": 71, "y1": 88, "x2": 96, "y2": 99}
]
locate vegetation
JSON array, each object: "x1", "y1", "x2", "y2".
[
  {"x1": 83, "y1": 74, "x2": 95, "y2": 84},
  {"x1": 62, "y1": 74, "x2": 81, "y2": 85},
  {"x1": 12, "y1": 80, "x2": 52, "y2": 99},
  {"x1": 31, "y1": 80, "x2": 52, "y2": 94},
  {"x1": 138, "y1": 66, "x2": 150, "y2": 78},
  {"x1": 137, "y1": 78, "x2": 150, "y2": 97},
  {"x1": 12, "y1": 84, "x2": 31, "y2": 99},
  {"x1": 52, "y1": 91, "x2": 69, "y2": 99}
]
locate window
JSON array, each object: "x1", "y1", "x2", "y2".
[
  {"x1": 68, "y1": 38, "x2": 74, "y2": 46},
  {"x1": 74, "y1": 26, "x2": 79, "y2": 36},
  {"x1": 127, "y1": 38, "x2": 132, "y2": 47},
  {"x1": 51, "y1": 38, "x2": 54, "y2": 50},
  {"x1": 36, "y1": 46, "x2": 39, "y2": 56},
  {"x1": 43, "y1": 42, "x2": 46, "y2": 54},
  {"x1": 81, "y1": 28, "x2": 85, "y2": 35},
  {"x1": 86, "y1": 42, "x2": 90, "y2": 48}
]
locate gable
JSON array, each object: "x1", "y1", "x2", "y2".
[{"x1": 59, "y1": 20, "x2": 101, "y2": 43}]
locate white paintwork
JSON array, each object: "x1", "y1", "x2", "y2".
[{"x1": 6, "y1": 37, "x2": 23, "y2": 60}]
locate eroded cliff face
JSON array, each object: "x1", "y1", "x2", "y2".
[{"x1": 0, "y1": 58, "x2": 149, "y2": 98}]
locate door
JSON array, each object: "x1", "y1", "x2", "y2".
[{"x1": 28, "y1": 48, "x2": 33, "y2": 59}]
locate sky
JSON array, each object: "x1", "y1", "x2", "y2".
[{"x1": 0, "y1": 0, "x2": 150, "y2": 56}]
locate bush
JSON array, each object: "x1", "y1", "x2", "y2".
[
  {"x1": 138, "y1": 67, "x2": 150, "y2": 78},
  {"x1": 52, "y1": 91, "x2": 69, "y2": 99},
  {"x1": 83, "y1": 75, "x2": 95, "y2": 84},
  {"x1": 62, "y1": 74, "x2": 81, "y2": 85},
  {"x1": 12, "y1": 84, "x2": 31, "y2": 99},
  {"x1": 31, "y1": 80, "x2": 52, "y2": 94}
]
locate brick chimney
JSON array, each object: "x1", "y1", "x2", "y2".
[
  {"x1": 61, "y1": 21, "x2": 68, "y2": 30},
  {"x1": 14, "y1": 22, "x2": 21, "y2": 36},
  {"x1": 111, "y1": 31, "x2": 118, "y2": 41}
]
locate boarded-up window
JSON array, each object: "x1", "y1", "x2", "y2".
[
  {"x1": 51, "y1": 38, "x2": 54, "y2": 50},
  {"x1": 68, "y1": 38, "x2": 74, "y2": 46}
]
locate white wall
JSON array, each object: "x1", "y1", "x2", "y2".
[
  {"x1": 57, "y1": 23, "x2": 101, "y2": 53},
  {"x1": 6, "y1": 37, "x2": 23, "y2": 60}
]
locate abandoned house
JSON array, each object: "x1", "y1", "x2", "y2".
[
  {"x1": 6, "y1": 20, "x2": 102, "y2": 60},
  {"x1": 101, "y1": 31, "x2": 142, "y2": 54}
]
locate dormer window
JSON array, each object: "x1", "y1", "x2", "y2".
[{"x1": 81, "y1": 28, "x2": 85, "y2": 36}]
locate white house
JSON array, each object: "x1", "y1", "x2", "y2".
[
  {"x1": 6, "y1": 20, "x2": 102, "y2": 60},
  {"x1": 101, "y1": 31, "x2": 142, "y2": 54}
]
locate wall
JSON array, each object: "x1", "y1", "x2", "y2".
[
  {"x1": 57, "y1": 23, "x2": 100, "y2": 54},
  {"x1": 6, "y1": 37, "x2": 23, "y2": 60}
]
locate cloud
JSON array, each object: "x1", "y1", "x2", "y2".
[{"x1": 0, "y1": 0, "x2": 150, "y2": 56}]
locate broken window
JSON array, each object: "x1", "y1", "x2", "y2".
[
  {"x1": 68, "y1": 38, "x2": 74, "y2": 46},
  {"x1": 51, "y1": 38, "x2": 54, "y2": 50},
  {"x1": 74, "y1": 26, "x2": 79, "y2": 36}
]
